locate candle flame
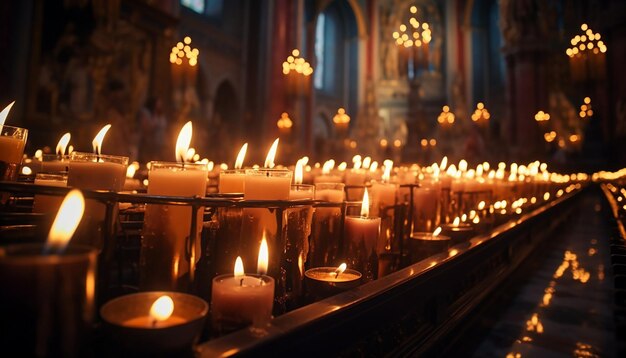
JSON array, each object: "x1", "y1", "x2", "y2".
[
  {"x1": 46, "y1": 189, "x2": 85, "y2": 251},
  {"x1": 446, "y1": 164, "x2": 457, "y2": 176},
  {"x1": 440, "y1": 156, "x2": 448, "y2": 171},
  {"x1": 92, "y1": 124, "x2": 111, "y2": 156},
  {"x1": 459, "y1": 159, "x2": 468, "y2": 172},
  {"x1": 257, "y1": 233, "x2": 269, "y2": 275},
  {"x1": 0, "y1": 101, "x2": 15, "y2": 126},
  {"x1": 322, "y1": 159, "x2": 335, "y2": 174},
  {"x1": 433, "y1": 226, "x2": 442, "y2": 237},
  {"x1": 234, "y1": 256, "x2": 245, "y2": 277},
  {"x1": 235, "y1": 143, "x2": 248, "y2": 169},
  {"x1": 334, "y1": 263, "x2": 347, "y2": 277},
  {"x1": 352, "y1": 154, "x2": 362, "y2": 170},
  {"x1": 150, "y1": 295, "x2": 174, "y2": 322},
  {"x1": 56, "y1": 133, "x2": 71, "y2": 156},
  {"x1": 453, "y1": 217, "x2": 460, "y2": 226},
  {"x1": 370, "y1": 161, "x2": 378, "y2": 172},
  {"x1": 294, "y1": 160, "x2": 303, "y2": 184},
  {"x1": 337, "y1": 161, "x2": 347, "y2": 171},
  {"x1": 175, "y1": 121, "x2": 193, "y2": 163},
  {"x1": 362, "y1": 156, "x2": 372, "y2": 169},
  {"x1": 476, "y1": 164, "x2": 484, "y2": 177},
  {"x1": 360, "y1": 188, "x2": 370, "y2": 217},
  {"x1": 382, "y1": 160, "x2": 393, "y2": 182},
  {"x1": 473, "y1": 216, "x2": 480, "y2": 224},
  {"x1": 264, "y1": 138, "x2": 279, "y2": 168},
  {"x1": 126, "y1": 161, "x2": 139, "y2": 179}
]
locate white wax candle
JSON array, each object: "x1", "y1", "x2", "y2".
[
  {"x1": 244, "y1": 169, "x2": 292, "y2": 200},
  {"x1": 369, "y1": 181, "x2": 398, "y2": 217},
  {"x1": 344, "y1": 216, "x2": 381, "y2": 254},
  {"x1": 315, "y1": 189, "x2": 345, "y2": 202},
  {"x1": 219, "y1": 170, "x2": 245, "y2": 193},
  {"x1": 313, "y1": 174, "x2": 343, "y2": 184},
  {"x1": 142, "y1": 163, "x2": 207, "y2": 290},
  {"x1": 289, "y1": 184, "x2": 314, "y2": 200},
  {"x1": 211, "y1": 274, "x2": 274, "y2": 329},
  {"x1": 68, "y1": 160, "x2": 126, "y2": 191},
  {"x1": 123, "y1": 315, "x2": 186, "y2": 328}
]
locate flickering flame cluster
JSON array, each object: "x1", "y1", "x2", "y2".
[
  {"x1": 393, "y1": 6, "x2": 432, "y2": 48},
  {"x1": 282, "y1": 49, "x2": 313, "y2": 76},
  {"x1": 579, "y1": 97, "x2": 593, "y2": 118},
  {"x1": 437, "y1": 105, "x2": 455, "y2": 125},
  {"x1": 170, "y1": 36, "x2": 199, "y2": 67},
  {"x1": 333, "y1": 108, "x2": 350, "y2": 125},
  {"x1": 471, "y1": 102, "x2": 490, "y2": 123},
  {"x1": 276, "y1": 112, "x2": 293, "y2": 130},
  {"x1": 566, "y1": 24, "x2": 606, "y2": 57},
  {"x1": 534, "y1": 110, "x2": 550, "y2": 122}
]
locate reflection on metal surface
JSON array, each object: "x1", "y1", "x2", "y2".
[
  {"x1": 526, "y1": 313, "x2": 544, "y2": 334},
  {"x1": 573, "y1": 342, "x2": 599, "y2": 358}
]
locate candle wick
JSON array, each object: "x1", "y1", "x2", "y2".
[
  {"x1": 240, "y1": 278, "x2": 244, "y2": 287},
  {"x1": 259, "y1": 277, "x2": 264, "y2": 286},
  {"x1": 335, "y1": 271, "x2": 340, "y2": 279},
  {"x1": 152, "y1": 319, "x2": 158, "y2": 328}
]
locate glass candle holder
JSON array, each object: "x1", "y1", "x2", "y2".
[
  {"x1": 100, "y1": 291, "x2": 208, "y2": 355},
  {"x1": 0, "y1": 125, "x2": 28, "y2": 181},
  {"x1": 304, "y1": 267, "x2": 361, "y2": 302},
  {"x1": 0, "y1": 244, "x2": 97, "y2": 357},
  {"x1": 211, "y1": 273, "x2": 275, "y2": 336},
  {"x1": 67, "y1": 152, "x2": 128, "y2": 249},
  {"x1": 33, "y1": 172, "x2": 68, "y2": 214},
  {"x1": 219, "y1": 169, "x2": 246, "y2": 194},
  {"x1": 41, "y1": 154, "x2": 70, "y2": 173},
  {"x1": 407, "y1": 232, "x2": 451, "y2": 263},
  {"x1": 140, "y1": 161, "x2": 208, "y2": 291},
  {"x1": 244, "y1": 168, "x2": 292, "y2": 200},
  {"x1": 289, "y1": 184, "x2": 314, "y2": 200},
  {"x1": 309, "y1": 183, "x2": 345, "y2": 267}
]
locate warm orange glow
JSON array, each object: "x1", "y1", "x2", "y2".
[
  {"x1": 150, "y1": 295, "x2": 174, "y2": 322},
  {"x1": 175, "y1": 121, "x2": 193, "y2": 163},
  {"x1": 92, "y1": 124, "x2": 111, "y2": 155},
  {"x1": 55, "y1": 132, "x2": 71, "y2": 156},
  {"x1": 361, "y1": 188, "x2": 370, "y2": 217},
  {"x1": 333, "y1": 108, "x2": 350, "y2": 125},
  {"x1": 257, "y1": 234, "x2": 269, "y2": 275},
  {"x1": 277, "y1": 112, "x2": 293, "y2": 130},
  {"x1": 333, "y1": 263, "x2": 347, "y2": 278},
  {"x1": 235, "y1": 143, "x2": 248, "y2": 169},
  {"x1": 294, "y1": 160, "x2": 304, "y2": 184},
  {"x1": 234, "y1": 256, "x2": 245, "y2": 277},
  {"x1": 47, "y1": 189, "x2": 85, "y2": 250},
  {"x1": 0, "y1": 100, "x2": 15, "y2": 126},
  {"x1": 264, "y1": 138, "x2": 279, "y2": 168}
]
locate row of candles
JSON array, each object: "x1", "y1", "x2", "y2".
[{"x1": 0, "y1": 100, "x2": 589, "y2": 354}]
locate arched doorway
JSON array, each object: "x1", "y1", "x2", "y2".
[{"x1": 313, "y1": 0, "x2": 359, "y2": 127}]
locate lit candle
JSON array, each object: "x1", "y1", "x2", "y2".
[
  {"x1": 0, "y1": 101, "x2": 28, "y2": 182},
  {"x1": 122, "y1": 296, "x2": 185, "y2": 328},
  {"x1": 344, "y1": 189, "x2": 381, "y2": 281},
  {"x1": 67, "y1": 124, "x2": 128, "y2": 248},
  {"x1": 41, "y1": 132, "x2": 71, "y2": 173},
  {"x1": 244, "y1": 138, "x2": 292, "y2": 200},
  {"x1": 304, "y1": 263, "x2": 362, "y2": 301},
  {"x1": 100, "y1": 291, "x2": 208, "y2": 355},
  {"x1": 442, "y1": 216, "x2": 475, "y2": 243},
  {"x1": 211, "y1": 237, "x2": 275, "y2": 335},
  {"x1": 313, "y1": 159, "x2": 342, "y2": 184},
  {"x1": 141, "y1": 121, "x2": 208, "y2": 291},
  {"x1": 0, "y1": 190, "x2": 98, "y2": 356},
  {"x1": 369, "y1": 161, "x2": 398, "y2": 217},
  {"x1": 219, "y1": 143, "x2": 247, "y2": 194},
  {"x1": 290, "y1": 160, "x2": 314, "y2": 200},
  {"x1": 408, "y1": 226, "x2": 451, "y2": 263}
]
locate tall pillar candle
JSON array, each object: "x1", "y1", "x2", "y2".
[
  {"x1": 67, "y1": 152, "x2": 128, "y2": 249},
  {"x1": 141, "y1": 161, "x2": 208, "y2": 291}
]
